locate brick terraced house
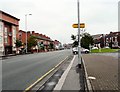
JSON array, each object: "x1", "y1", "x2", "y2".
[
  {"x1": 0, "y1": 11, "x2": 20, "y2": 55},
  {"x1": 17, "y1": 30, "x2": 54, "y2": 53}
]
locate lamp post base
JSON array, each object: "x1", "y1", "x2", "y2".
[{"x1": 78, "y1": 64, "x2": 81, "y2": 68}]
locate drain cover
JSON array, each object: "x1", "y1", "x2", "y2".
[{"x1": 47, "y1": 82, "x2": 56, "y2": 86}]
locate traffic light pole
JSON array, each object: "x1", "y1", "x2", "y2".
[{"x1": 77, "y1": 0, "x2": 81, "y2": 68}]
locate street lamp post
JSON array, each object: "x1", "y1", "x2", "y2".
[
  {"x1": 77, "y1": 0, "x2": 82, "y2": 68},
  {"x1": 25, "y1": 14, "x2": 32, "y2": 54}
]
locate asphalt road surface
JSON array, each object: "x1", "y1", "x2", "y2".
[{"x1": 2, "y1": 49, "x2": 72, "y2": 90}]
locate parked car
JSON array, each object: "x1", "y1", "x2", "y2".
[
  {"x1": 72, "y1": 47, "x2": 90, "y2": 54},
  {"x1": 104, "y1": 46, "x2": 110, "y2": 49},
  {"x1": 81, "y1": 48, "x2": 90, "y2": 53},
  {"x1": 92, "y1": 47, "x2": 98, "y2": 50},
  {"x1": 72, "y1": 47, "x2": 78, "y2": 54}
]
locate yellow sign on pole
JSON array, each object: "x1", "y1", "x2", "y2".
[{"x1": 72, "y1": 23, "x2": 85, "y2": 28}]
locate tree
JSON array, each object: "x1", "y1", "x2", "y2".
[
  {"x1": 81, "y1": 33, "x2": 94, "y2": 49},
  {"x1": 27, "y1": 36, "x2": 37, "y2": 51},
  {"x1": 71, "y1": 34, "x2": 78, "y2": 47},
  {"x1": 71, "y1": 33, "x2": 94, "y2": 49},
  {"x1": 49, "y1": 42, "x2": 54, "y2": 49},
  {"x1": 15, "y1": 40, "x2": 22, "y2": 48},
  {"x1": 73, "y1": 41, "x2": 78, "y2": 47},
  {"x1": 39, "y1": 42, "x2": 45, "y2": 50},
  {"x1": 71, "y1": 34, "x2": 76, "y2": 40}
]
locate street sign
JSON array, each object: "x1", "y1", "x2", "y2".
[{"x1": 72, "y1": 23, "x2": 85, "y2": 28}]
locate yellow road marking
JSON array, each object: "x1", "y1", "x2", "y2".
[{"x1": 24, "y1": 56, "x2": 68, "y2": 92}]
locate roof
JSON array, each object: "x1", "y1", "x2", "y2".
[
  {"x1": 92, "y1": 34, "x2": 103, "y2": 40},
  {"x1": 37, "y1": 36, "x2": 53, "y2": 42},
  {"x1": 106, "y1": 32, "x2": 120, "y2": 38},
  {"x1": 1, "y1": 10, "x2": 20, "y2": 21}
]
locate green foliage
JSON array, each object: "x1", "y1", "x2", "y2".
[
  {"x1": 16, "y1": 40, "x2": 22, "y2": 47},
  {"x1": 38, "y1": 42, "x2": 44, "y2": 50},
  {"x1": 49, "y1": 42, "x2": 54, "y2": 49},
  {"x1": 71, "y1": 33, "x2": 93, "y2": 49},
  {"x1": 73, "y1": 41, "x2": 78, "y2": 47},
  {"x1": 81, "y1": 33, "x2": 94, "y2": 49},
  {"x1": 27, "y1": 36, "x2": 37, "y2": 50},
  {"x1": 71, "y1": 34, "x2": 78, "y2": 47},
  {"x1": 71, "y1": 34, "x2": 76, "y2": 40}
]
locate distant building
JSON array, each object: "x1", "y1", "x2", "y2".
[
  {"x1": 92, "y1": 34, "x2": 103, "y2": 47},
  {"x1": 92, "y1": 32, "x2": 120, "y2": 48},
  {"x1": 0, "y1": 11, "x2": 20, "y2": 55},
  {"x1": 63, "y1": 43, "x2": 72, "y2": 49},
  {"x1": 105, "y1": 32, "x2": 120, "y2": 48},
  {"x1": 54, "y1": 40, "x2": 61, "y2": 50}
]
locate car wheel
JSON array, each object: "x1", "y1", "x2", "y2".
[{"x1": 85, "y1": 51, "x2": 89, "y2": 54}]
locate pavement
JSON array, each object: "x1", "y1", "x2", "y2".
[
  {"x1": 53, "y1": 55, "x2": 92, "y2": 91},
  {"x1": 82, "y1": 54, "x2": 118, "y2": 91},
  {"x1": 53, "y1": 53, "x2": 119, "y2": 91}
]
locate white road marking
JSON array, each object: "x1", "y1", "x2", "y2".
[{"x1": 54, "y1": 55, "x2": 76, "y2": 90}]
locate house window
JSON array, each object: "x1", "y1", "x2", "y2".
[
  {"x1": 115, "y1": 36, "x2": 117, "y2": 42},
  {"x1": 106, "y1": 38, "x2": 108, "y2": 42},
  {"x1": 4, "y1": 27, "x2": 8, "y2": 43},
  {"x1": 110, "y1": 37, "x2": 111, "y2": 41},
  {"x1": 0, "y1": 36, "x2": 2, "y2": 44},
  {"x1": 12, "y1": 26, "x2": 16, "y2": 36},
  {"x1": 0, "y1": 22, "x2": 3, "y2": 44},
  {"x1": 0, "y1": 24, "x2": 2, "y2": 32},
  {"x1": 19, "y1": 32, "x2": 22, "y2": 36},
  {"x1": 19, "y1": 32, "x2": 22, "y2": 40},
  {"x1": 4, "y1": 37, "x2": 8, "y2": 44},
  {"x1": 112, "y1": 37, "x2": 114, "y2": 42}
]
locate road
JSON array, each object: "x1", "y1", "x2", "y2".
[{"x1": 2, "y1": 49, "x2": 72, "y2": 90}]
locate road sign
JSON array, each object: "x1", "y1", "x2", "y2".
[{"x1": 72, "y1": 23, "x2": 85, "y2": 28}]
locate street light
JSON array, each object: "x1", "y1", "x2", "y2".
[
  {"x1": 77, "y1": 0, "x2": 82, "y2": 68},
  {"x1": 25, "y1": 14, "x2": 32, "y2": 53}
]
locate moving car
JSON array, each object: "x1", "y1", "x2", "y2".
[{"x1": 72, "y1": 47, "x2": 90, "y2": 54}]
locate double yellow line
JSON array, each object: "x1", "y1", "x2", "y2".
[{"x1": 24, "y1": 56, "x2": 68, "y2": 92}]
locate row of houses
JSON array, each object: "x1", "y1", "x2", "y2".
[
  {"x1": 0, "y1": 11, "x2": 61, "y2": 56},
  {"x1": 92, "y1": 31, "x2": 120, "y2": 48},
  {"x1": 17, "y1": 30, "x2": 62, "y2": 53}
]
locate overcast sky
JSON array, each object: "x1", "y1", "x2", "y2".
[{"x1": 0, "y1": 0, "x2": 119, "y2": 44}]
